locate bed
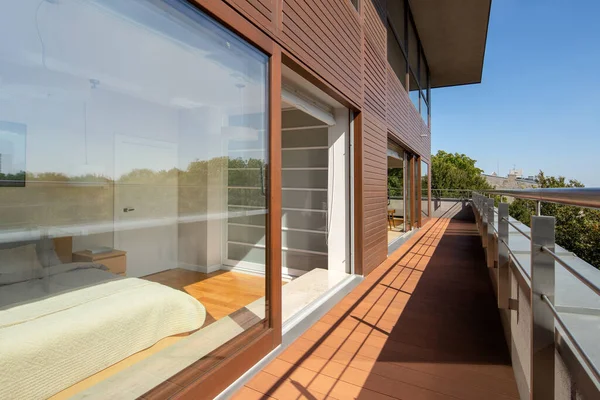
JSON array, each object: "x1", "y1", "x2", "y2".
[{"x1": 0, "y1": 239, "x2": 206, "y2": 400}]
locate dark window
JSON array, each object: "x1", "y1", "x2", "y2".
[
  {"x1": 351, "y1": 0, "x2": 359, "y2": 11},
  {"x1": 387, "y1": 24, "x2": 408, "y2": 90},
  {"x1": 408, "y1": 18, "x2": 419, "y2": 77},
  {"x1": 387, "y1": 0, "x2": 405, "y2": 46},
  {"x1": 420, "y1": 51, "x2": 429, "y2": 103}
]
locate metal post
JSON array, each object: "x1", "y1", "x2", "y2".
[
  {"x1": 482, "y1": 196, "x2": 488, "y2": 249},
  {"x1": 487, "y1": 198, "x2": 495, "y2": 268},
  {"x1": 530, "y1": 216, "x2": 556, "y2": 400},
  {"x1": 536, "y1": 200, "x2": 541, "y2": 216},
  {"x1": 498, "y1": 202, "x2": 510, "y2": 309}
]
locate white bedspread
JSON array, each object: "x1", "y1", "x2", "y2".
[{"x1": 0, "y1": 264, "x2": 206, "y2": 400}]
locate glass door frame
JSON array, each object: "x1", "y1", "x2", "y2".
[{"x1": 154, "y1": 1, "x2": 282, "y2": 399}]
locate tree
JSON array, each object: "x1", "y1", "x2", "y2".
[
  {"x1": 509, "y1": 171, "x2": 600, "y2": 269},
  {"x1": 430, "y1": 150, "x2": 491, "y2": 197}
]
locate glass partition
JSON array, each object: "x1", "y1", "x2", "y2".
[
  {"x1": 0, "y1": 0, "x2": 269, "y2": 398},
  {"x1": 387, "y1": 143, "x2": 406, "y2": 245},
  {"x1": 421, "y1": 161, "x2": 429, "y2": 217}
]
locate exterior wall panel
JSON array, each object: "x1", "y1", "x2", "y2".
[
  {"x1": 387, "y1": 65, "x2": 431, "y2": 162},
  {"x1": 223, "y1": 0, "x2": 275, "y2": 33},
  {"x1": 281, "y1": 0, "x2": 362, "y2": 105},
  {"x1": 360, "y1": 0, "x2": 389, "y2": 274}
]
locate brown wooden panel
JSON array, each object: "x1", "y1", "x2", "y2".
[
  {"x1": 222, "y1": 0, "x2": 275, "y2": 33},
  {"x1": 280, "y1": 0, "x2": 362, "y2": 105},
  {"x1": 361, "y1": 111, "x2": 387, "y2": 276},
  {"x1": 387, "y1": 66, "x2": 431, "y2": 162}
]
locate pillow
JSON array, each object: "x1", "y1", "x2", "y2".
[
  {"x1": 0, "y1": 244, "x2": 44, "y2": 274},
  {"x1": 0, "y1": 239, "x2": 63, "y2": 268},
  {"x1": 36, "y1": 238, "x2": 63, "y2": 267}
]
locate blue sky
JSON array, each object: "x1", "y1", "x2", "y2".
[{"x1": 431, "y1": 0, "x2": 600, "y2": 186}]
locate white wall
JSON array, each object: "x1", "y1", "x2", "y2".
[{"x1": 327, "y1": 108, "x2": 350, "y2": 274}]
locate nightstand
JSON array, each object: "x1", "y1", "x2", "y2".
[{"x1": 72, "y1": 249, "x2": 127, "y2": 276}]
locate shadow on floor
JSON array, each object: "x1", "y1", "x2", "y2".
[{"x1": 236, "y1": 206, "x2": 519, "y2": 400}]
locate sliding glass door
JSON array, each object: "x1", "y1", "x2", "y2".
[{"x1": 0, "y1": 0, "x2": 278, "y2": 398}]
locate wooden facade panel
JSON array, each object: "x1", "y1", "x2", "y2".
[
  {"x1": 361, "y1": 109, "x2": 388, "y2": 275},
  {"x1": 363, "y1": 37, "x2": 386, "y2": 121},
  {"x1": 363, "y1": 0, "x2": 386, "y2": 54},
  {"x1": 281, "y1": 0, "x2": 362, "y2": 104},
  {"x1": 223, "y1": 0, "x2": 275, "y2": 33},
  {"x1": 386, "y1": 65, "x2": 431, "y2": 161}
]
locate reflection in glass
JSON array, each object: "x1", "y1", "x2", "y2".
[
  {"x1": 387, "y1": 144, "x2": 406, "y2": 243},
  {"x1": 422, "y1": 161, "x2": 429, "y2": 217},
  {"x1": 409, "y1": 72, "x2": 420, "y2": 111},
  {"x1": 420, "y1": 92, "x2": 429, "y2": 125},
  {"x1": 0, "y1": 0, "x2": 268, "y2": 398},
  {"x1": 0, "y1": 122, "x2": 26, "y2": 187},
  {"x1": 387, "y1": 24, "x2": 408, "y2": 90}
]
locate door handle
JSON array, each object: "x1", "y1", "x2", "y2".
[{"x1": 123, "y1": 207, "x2": 135, "y2": 213}]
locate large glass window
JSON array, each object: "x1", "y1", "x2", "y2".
[
  {"x1": 0, "y1": 1, "x2": 269, "y2": 399},
  {"x1": 391, "y1": 1, "x2": 430, "y2": 127},
  {"x1": 409, "y1": 71, "x2": 420, "y2": 111},
  {"x1": 408, "y1": 19, "x2": 420, "y2": 76},
  {"x1": 387, "y1": 0, "x2": 407, "y2": 90},
  {"x1": 388, "y1": 24, "x2": 408, "y2": 90},
  {"x1": 387, "y1": 142, "x2": 406, "y2": 246}
]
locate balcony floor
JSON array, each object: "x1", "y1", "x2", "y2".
[{"x1": 233, "y1": 208, "x2": 520, "y2": 400}]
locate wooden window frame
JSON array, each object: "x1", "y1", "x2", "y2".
[{"x1": 137, "y1": 1, "x2": 282, "y2": 399}]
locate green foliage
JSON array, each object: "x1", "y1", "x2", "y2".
[
  {"x1": 387, "y1": 168, "x2": 403, "y2": 198},
  {"x1": 430, "y1": 150, "x2": 491, "y2": 198},
  {"x1": 0, "y1": 171, "x2": 26, "y2": 186},
  {"x1": 509, "y1": 171, "x2": 600, "y2": 269}
]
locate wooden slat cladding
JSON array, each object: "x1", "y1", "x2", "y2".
[
  {"x1": 363, "y1": 36, "x2": 386, "y2": 121},
  {"x1": 280, "y1": 0, "x2": 362, "y2": 105},
  {"x1": 222, "y1": 0, "x2": 275, "y2": 33},
  {"x1": 360, "y1": 0, "x2": 388, "y2": 275},
  {"x1": 361, "y1": 112, "x2": 388, "y2": 275},
  {"x1": 363, "y1": 0, "x2": 386, "y2": 54},
  {"x1": 387, "y1": 65, "x2": 431, "y2": 162}
]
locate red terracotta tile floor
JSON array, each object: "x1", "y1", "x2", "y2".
[{"x1": 232, "y1": 208, "x2": 519, "y2": 400}]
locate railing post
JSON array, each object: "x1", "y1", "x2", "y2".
[
  {"x1": 498, "y1": 202, "x2": 510, "y2": 309},
  {"x1": 482, "y1": 197, "x2": 488, "y2": 249},
  {"x1": 487, "y1": 198, "x2": 495, "y2": 268},
  {"x1": 536, "y1": 200, "x2": 541, "y2": 216},
  {"x1": 530, "y1": 216, "x2": 556, "y2": 400}
]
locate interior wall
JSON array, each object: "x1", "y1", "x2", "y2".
[
  {"x1": 281, "y1": 108, "x2": 329, "y2": 275},
  {"x1": 327, "y1": 108, "x2": 350, "y2": 274}
]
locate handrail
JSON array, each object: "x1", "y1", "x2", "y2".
[
  {"x1": 482, "y1": 187, "x2": 600, "y2": 209},
  {"x1": 542, "y1": 294, "x2": 600, "y2": 383},
  {"x1": 541, "y1": 246, "x2": 600, "y2": 297},
  {"x1": 502, "y1": 217, "x2": 532, "y2": 240}
]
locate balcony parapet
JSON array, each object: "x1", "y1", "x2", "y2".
[{"x1": 472, "y1": 190, "x2": 600, "y2": 400}]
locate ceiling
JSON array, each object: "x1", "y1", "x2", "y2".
[{"x1": 408, "y1": 0, "x2": 492, "y2": 88}]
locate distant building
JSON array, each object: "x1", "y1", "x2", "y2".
[{"x1": 483, "y1": 171, "x2": 538, "y2": 190}]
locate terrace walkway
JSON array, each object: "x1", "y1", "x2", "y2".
[{"x1": 232, "y1": 206, "x2": 520, "y2": 400}]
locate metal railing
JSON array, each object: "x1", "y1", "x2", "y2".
[
  {"x1": 483, "y1": 187, "x2": 600, "y2": 209},
  {"x1": 431, "y1": 188, "x2": 472, "y2": 200},
  {"x1": 471, "y1": 190, "x2": 600, "y2": 400}
]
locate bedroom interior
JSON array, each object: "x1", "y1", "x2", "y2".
[
  {"x1": 0, "y1": 0, "x2": 272, "y2": 398},
  {"x1": 0, "y1": 0, "x2": 356, "y2": 398}
]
